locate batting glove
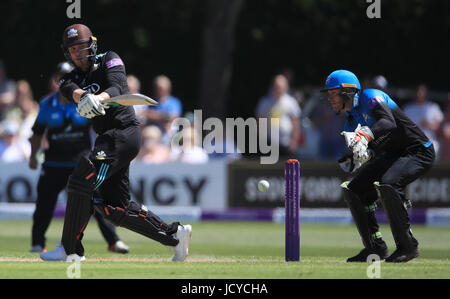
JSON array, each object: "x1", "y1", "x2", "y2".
[{"x1": 77, "y1": 93, "x2": 105, "y2": 119}]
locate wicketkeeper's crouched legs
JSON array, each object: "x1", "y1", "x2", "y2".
[
  {"x1": 94, "y1": 198, "x2": 179, "y2": 246},
  {"x1": 342, "y1": 182, "x2": 389, "y2": 262},
  {"x1": 374, "y1": 183, "x2": 419, "y2": 263},
  {"x1": 61, "y1": 156, "x2": 97, "y2": 256}
]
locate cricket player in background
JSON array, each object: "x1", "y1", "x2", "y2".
[
  {"x1": 321, "y1": 70, "x2": 435, "y2": 263},
  {"x1": 41, "y1": 24, "x2": 191, "y2": 262}
]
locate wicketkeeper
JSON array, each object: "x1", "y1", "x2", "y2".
[
  {"x1": 41, "y1": 24, "x2": 191, "y2": 262},
  {"x1": 321, "y1": 70, "x2": 435, "y2": 263}
]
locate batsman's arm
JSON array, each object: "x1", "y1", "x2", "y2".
[
  {"x1": 71, "y1": 89, "x2": 111, "y2": 104},
  {"x1": 71, "y1": 89, "x2": 87, "y2": 104},
  {"x1": 102, "y1": 51, "x2": 128, "y2": 98},
  {"x1": 59, "y1": 74, "x2": 111, "y2": 104},
  {"x1": 59, "y1": 73, "x2": 81, "y2": 103}
]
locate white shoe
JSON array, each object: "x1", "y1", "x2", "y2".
[
  {"x1": 172, "y1": 225, "x2": 192, "y2": 262},
  {"x1": 108, "y1": 240, "x2": 130, "y2": 254},
  {"x1": 40, "y1": 244, "x2": 85, "y2": 262}
]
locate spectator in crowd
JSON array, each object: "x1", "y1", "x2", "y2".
[
  {"x1": 170, "y1": 126, "x2": 208, "y2": 164},
  {"x1": 146, "y1": 75, "x2": 182, "y2": 143},
  {"x1": 127, "y1": 74, "x2": 141, "y2": 94},
  {"x1": 137, "y1": 125, "x2": 170, "y2": 163},
  {"x1": 127, "y1": 74, "x2": 148, "y2": 127},
  {"x1": 438, "y1": 100, "x2": 450, "y2": 160},
  {"x1": 0, "y1": 60, "x2": 17, "y2": 119},
  {"x1": 403, "y1": 84, "x2": 444, "y2": 156},
  {"x1": 255, "y1": 74, "x2": 301, "y2": 157},
  {"x1": 371, "y1": 75, "x2": 388, "y2": 92},
  {"x1": 360, "y1": 74, "x2": 388, "y2": 92},
  {"x1": 174, "y1": 111, "x2": 241, "y2": 161},
  {"x1": 0, "y1": 80, "x2": 39, "y2": 144},
  {"x1": 15, "y1": 80, "x2": 39, "y2": 140},
  {"x1": 0, "y1": 121, "x2": 31, "y2": 162}
]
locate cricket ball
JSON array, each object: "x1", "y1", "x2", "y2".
[{"x1": 258, "y1": 180, "x2": 270, "y2": 192}]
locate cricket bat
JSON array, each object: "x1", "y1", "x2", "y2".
[{"x1": 100, "y1": 93, "x2": 158, "y2": 107}]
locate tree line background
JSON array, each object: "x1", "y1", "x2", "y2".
[{"x1": 1, "y1": 0, "x2": 448, "y2": 119}]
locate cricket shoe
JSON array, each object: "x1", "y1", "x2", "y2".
[
  {"x1": 108, "y1": 240, "x2": 130, "y2": 254},
  {"x1": 30, "y1": 245, "x2": 47, "y2": 253},
  {"x1": 347, "y1": 241, "x2": 389, "y2": 262},
  {"x1": 172, "y1": 225, "x2": 192, "y2": 262},
  {"x1": 40, "y1": 244, "x2": 85, "y2": 262},
  {"x1": 385, "y1": 247, "x2": 419, "y2": 263}
]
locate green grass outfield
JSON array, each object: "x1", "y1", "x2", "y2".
[{"x1": 0, "y1": 220, "x2": 449, "y2": 279}]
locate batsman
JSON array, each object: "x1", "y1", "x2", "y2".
[
  {"x1": 321, "y1": 70, "x2": 435, "y2": 263},
  {"x1": 41, "y1": 24, "x2": 192, "y2": 262}
]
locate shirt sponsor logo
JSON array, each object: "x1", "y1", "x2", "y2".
[
  {"x1": 96, "y1": 151, "x2": 107, "y2": 160},
  {"x1": 82, "y1": 83, "x2": 101, "y2": 94},
  {"x1": 106, "y1": 58, "x2": 124, "y2": 69},
  {"x1": 368, "y1": 96, "x2": 384, "y2": 108}
]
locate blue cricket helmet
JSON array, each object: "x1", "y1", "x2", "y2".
[{"x1": 321, "y1": 70, "x2": 361, "y2": 92}]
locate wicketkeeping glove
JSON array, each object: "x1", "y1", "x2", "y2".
[
  {"x1": 77, "y1": 93, "x2": 106, "y2": 119},
  {"x1": 341, "y1": 124, "x2": 375, "y2": 165}
]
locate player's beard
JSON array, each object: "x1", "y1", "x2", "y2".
[
  {"x1": 74, "y1": 57, "x2": 91, "y2": 72},
  {"x1": 70, "y1": 48, "x2": 91, "y2": 72}
]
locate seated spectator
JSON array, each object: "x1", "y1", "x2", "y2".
[
  {"x1": 0, "y1": 121, "x2": 31, "y2": 162},
  {"x1": 146, "y1": 75, "x2": 182, "y2": 143},
  {"x1": 16, "y1": 80, "x2": 39, "y2": 140},
  {"x1": 137, "y1": 125, "x2": 170, "y2": 163},
  {"x1": 127, "y1": 74, "x2": 147, "y2": 127},
  {"x1": 170, "y1": 126, "x2": 208, "y2": 164},
  {"x1": 403, "y1": 84, "x2": 444, "y2": 156}
]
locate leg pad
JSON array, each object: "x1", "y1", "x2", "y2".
[
  {"x1": 94, "y1": 199, "x2": 179, "y2": 246},
  {"x1": 374, "y1": 183, "x2": 418, "y2": 250}
]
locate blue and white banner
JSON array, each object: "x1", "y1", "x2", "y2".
[
  {"x1": 129, "y1": 160, "x2": 227, "y2": 209},
  {"x1": 0, "y1": 161, "x2": 227, "y2": 209}
]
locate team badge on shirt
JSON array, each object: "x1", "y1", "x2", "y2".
[
  {"x1": 368, "y1": 96, "x2": 384, "y2": 108},
  {"x1": 106, "y1": 58, "x2": 124, "y2": 69},
  {"x1": 96, "y1": 151, "x2": 107, "y2": 160}
]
